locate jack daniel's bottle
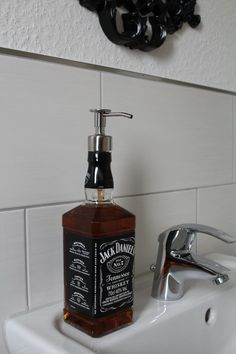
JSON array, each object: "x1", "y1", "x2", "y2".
[{"x1": 63, "y1": 109, "x2": 135, "y2": 337}]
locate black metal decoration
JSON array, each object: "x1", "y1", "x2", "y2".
[{"x1": 79, "y1": 0, "x2": 201, "y2": 52}]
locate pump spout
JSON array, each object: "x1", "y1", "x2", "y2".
[
  {"x1": 88, "y1": 109, "x2": 133, "y2": 152},
  {"x1": 104, "y1": 111, "x2": 133, "y2": 119},
  {"x1": 90, "y1": 109, "x2": 133, "y2": 135}
]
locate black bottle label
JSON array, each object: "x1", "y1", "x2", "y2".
[{"x1": 64, "y1": 231, "x2": 135, "y2": 317}]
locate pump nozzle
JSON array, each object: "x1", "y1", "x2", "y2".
[{"x1": 88, "y1": 109, "x2": 133, "y2": 152}]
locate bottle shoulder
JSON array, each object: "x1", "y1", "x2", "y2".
[
  {"x1": 64, "y1": 202, "x2": 134, "y2": 219},
  {"x1": 63, "y1": 202, "x2": 135, "y2": 237}
]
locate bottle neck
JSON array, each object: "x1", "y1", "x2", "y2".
[
  {"x1": 85, "y1": 188, "x2": 113, "y2": 203},
  {"x1": 84, "y1": 152, "x2": 114, "y2": 204}
]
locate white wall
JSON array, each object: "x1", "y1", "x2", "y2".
[
  {"x1": 0, "y1": 0, "x2": 236, "y2": 92},
  {"x1": 1, "y1": 51, "x2": 236, "y2": 353}
]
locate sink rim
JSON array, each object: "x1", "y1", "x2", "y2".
[{"x1": 5, "y1": 253, "x2": 236, "y2": 354}]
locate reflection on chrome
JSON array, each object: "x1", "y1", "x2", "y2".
[{"x1": 151, "y1": 224, "x2": 235, "y2": 301}]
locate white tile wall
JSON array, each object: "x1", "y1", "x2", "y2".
[
  {"x1": 26, "y1": 203, "x2": 77, "y2": 309},
  {"x1": 0, "y1": 52, "x2": 236, "y2": 352},
  {"x1": 116, "y1": 190, "x2": 196, "y2": 275},
  {"x1": 0, "y1": 54, "x2": 100, "y2": 209},
  {"x1": 102, "y1": 73, "x2": 233, "y2": 196},
  {"x1": 0, "y1": 210, "x2": 27, "y2": 354},
  {"x1": 197, "y1": 185, "x2": 236, "y2": 256}
]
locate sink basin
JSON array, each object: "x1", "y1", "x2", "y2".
[{"x1": 5, "y1": 253, "x2": 236, "y2": 354}]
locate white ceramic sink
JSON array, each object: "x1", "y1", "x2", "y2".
[{"x1": 5, "y1": 253, "x2": 236, "y2": 354}]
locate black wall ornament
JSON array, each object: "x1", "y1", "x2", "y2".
[{"x1": 79, "y1": 0, "x2": 201, "y2": 52}]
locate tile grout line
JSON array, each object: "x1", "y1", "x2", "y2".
[
  {"x1": 99, "y1": 71, "x2": 103, "y2": 108},
  {"x1": 24, "y1": 209, "x2": 31, "y2": 311},
  {"x1": 0, "y1": 200, "x2": 82, "y2": 213},
  {"x1": 0, "y1": 182, "x2": 236, "y2": 213},
  {"x1": 195, "y1": 188, "x2": 199, "y2": 254},
  {"x1": 0, "y1": 47, "x2": 235, "y2": 97},
  {"x1": 115, "y1": 182, "x2": 236, "y2": 200},
  {"x1": 232, "y1": 95, "x2": 235, "y2": 183}
]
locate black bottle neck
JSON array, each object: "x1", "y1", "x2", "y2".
[
  {"x1": 84, "y1": 152, "x2": 114, "y2": 203},
  {"x1": 85, "y1": 152, "x2": 114, "y2": 189}
]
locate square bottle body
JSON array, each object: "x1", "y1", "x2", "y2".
[{"x1": 63, "y1": 202, "x2": 135, "y2": 337}]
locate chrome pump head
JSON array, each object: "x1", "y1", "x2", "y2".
[{"x1": 88, "y1": 109, "x2": 133, "y2": 152}]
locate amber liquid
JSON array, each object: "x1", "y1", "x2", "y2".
[{"x1": 63, "y1": 202, "x2": 135, "y2": 337}]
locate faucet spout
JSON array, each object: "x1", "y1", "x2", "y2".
[{"x1": 151, "y1": 224, "x2": 236, "y2": 301}]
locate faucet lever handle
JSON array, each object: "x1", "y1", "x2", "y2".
[
  {"x1": 164, "y1": 223, "x2": 236, "y2": 277},
  {"x1": 152, "y1": 223, "x2": 236, "y2": 301},
  {"x1": 184, "y1": 224, "x2": 235, "y2": 243},
  {"x1": 167, "y1": 224, "x2": 236, "y2": 254}
]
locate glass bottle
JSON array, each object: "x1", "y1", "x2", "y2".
[{"x1": 63, "y1": 109, "x2": 135, "y2": 337}]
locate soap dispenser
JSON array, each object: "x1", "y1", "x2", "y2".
[{"x1": 63, "y1": 109, "x2": 135, "y2": 337}]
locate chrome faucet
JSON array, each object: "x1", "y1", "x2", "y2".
[{"x1": 151, "y1": 224, "x2": 236, "y2": 301}]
